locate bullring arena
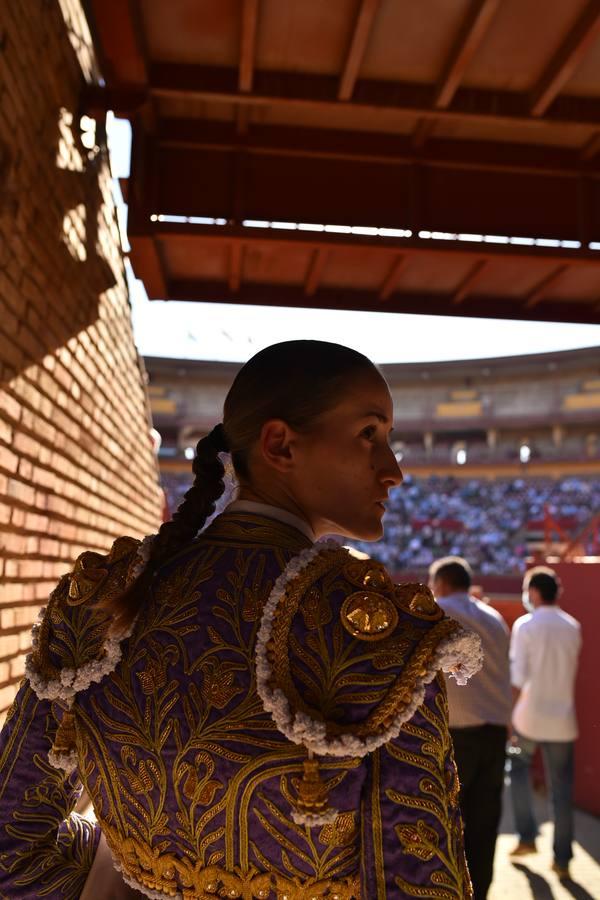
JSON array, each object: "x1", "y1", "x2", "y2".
[{"x1": 1, "y1": 1, "x2": 600, "y2": 898}]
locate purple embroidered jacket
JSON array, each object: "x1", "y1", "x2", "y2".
[{"x1": 0, "y1": 509, "x2": 480, "y2": 899}]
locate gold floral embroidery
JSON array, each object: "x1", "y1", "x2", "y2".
[
  {"x1": 199, "y1": 658, "x2": 245, "y2": 709},
  {"x1": 102, "y1": 819, "x2": 361, "y2": 899},
  {"x1": 69, "y1": 536, "x2": 140, "y2": 606},
  {"x1": 385, "y1": 685, "x2": 472, "y2": 899},
  {"x1": 319, "y1": 812, "x2": 357, "y2": 847}
]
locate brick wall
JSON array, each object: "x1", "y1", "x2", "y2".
[{"x1": 0, "y1": 1, "x2": 163, "y2": 714}]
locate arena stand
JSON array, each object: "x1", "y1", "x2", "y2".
[{"x1": 160, "y1": 470, "x2": 600, "y2": 579}]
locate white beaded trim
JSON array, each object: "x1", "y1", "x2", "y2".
[
  {"x1": 127, "y1": 533, "x2": 157, "y2": 582},
  {"x1": 255, "y1": 540, "x2": 340, "y2": 748},
  {"x1": 48, "y1": 748, "x2": 78, "y2": 775},
  {"x1": 434, "y1": 627, "x2": 483, "y2": 686},
  {"x1": 291, "y1": 807, "x2": 339, "y2": 827},
  {"x1": 255, "y1": 544, "x2": 483, "y2": 759}
]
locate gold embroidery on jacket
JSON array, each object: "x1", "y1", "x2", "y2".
[{"x1": 386, "y1": 689, "x2": 472, "y2": 899}]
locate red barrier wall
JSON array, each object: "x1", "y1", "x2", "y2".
[
  {"x1": 554, "y1": 561, "x2": 600, "y2": 817},
  {"x1": 488, "y1": 599, "x2": 523, "y2": 630}
]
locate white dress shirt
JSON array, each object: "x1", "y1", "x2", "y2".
[
  {"x1": 510, "y1": 605, "x2": 581, "y2": 742},
  {"x1": 437, "y1": 592, "x2": 512, "y2": 728}
]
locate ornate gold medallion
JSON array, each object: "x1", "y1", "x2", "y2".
[
  {"x1": 409, "y1": 587, "x2": 439, "y2": 616},
  {"x1": 340, "y1": 591, "x2": 398, "y2": 641}
]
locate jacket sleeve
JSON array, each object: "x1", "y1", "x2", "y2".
[
  {"x1": 256, "y1": 542, "x2": 480, "y2": 899},
  {"x1": 0, "y1": 680, "x2": 99, "y2": 899},
  {"x1": 0, "y1": 537, "x2": 140, "y2": 899}
]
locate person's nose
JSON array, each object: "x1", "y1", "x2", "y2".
[{"x1": 380, "y1": 444, "x2": 403, "y2": 488}]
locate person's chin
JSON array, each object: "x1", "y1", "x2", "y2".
[{"x1": 353, "y1": 519, "x2": 384, "y2": 542}]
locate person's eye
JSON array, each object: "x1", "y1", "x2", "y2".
[{"x1": 360, "y1": 425, "x2": 377, "y2": 440}]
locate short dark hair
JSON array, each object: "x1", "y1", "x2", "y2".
[
  {"x1": 524, "y1": 566, "x2": 560, "y2": 604},
  {"x1": 429, "y1": 556, "x2": 472, "y2": 591}
]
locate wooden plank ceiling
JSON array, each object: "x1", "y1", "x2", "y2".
[{"x1": 86, "y1": 0, "x2": 600, "y2": 323}]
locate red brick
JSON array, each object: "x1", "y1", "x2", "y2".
[
  {"x1": 0, "y1": 635, "x2": 19, "y2": 659},
  {"x1": 0, "y1": 686, "x2": 19, "y2": 715},
  {"x1": 6, "y1": 479, "x2": 36, "y2": 507},
  {"x1": 18, "y1": 629, "x2": 32, "y2": 652},
  {"x1": 0, "y1": 581, "x2": 25, "y2": 605},
  {"x1": 0, "y1": 390, "x2": 21, "y2": 422},
  {"x1": 10, "y1": 655, "x2": 25, "y2": 679},
  {"x1": 0, "y1": 446, "x2": 19, "y2": 474}
]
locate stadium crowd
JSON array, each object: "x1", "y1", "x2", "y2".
[{"x1": 161, "y1": 471, "x2": 600, "y2": 575}]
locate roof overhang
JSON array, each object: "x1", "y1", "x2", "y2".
[{"x1": 86, "y1": 0, "x2": 600, "y2": 324}]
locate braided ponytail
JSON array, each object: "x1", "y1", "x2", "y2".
[{"x1": 107, "y1": 424, "x2": 229, "y2": 632}]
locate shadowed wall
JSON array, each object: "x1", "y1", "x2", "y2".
[{"x1": 0, "y1": 0, "x2": 163, "y2": 715}]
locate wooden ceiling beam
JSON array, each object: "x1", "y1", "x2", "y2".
[
  {"x1": 452, "y1": 258, "x2": 488, "y2": 305},
  {"x1": 379, "y1": 254, "x2": 406, "y2": 300},
  {"x1": 142, "y1": 221, "x2": 600, "y2": 267},
  {"x1": 412, "y1": 118, "x2": 436, "y2": 150},
  {"x1": 154, "y1": 117, "x2": 600, "y2": 177},
  {"x1": 163, "y1": 277, "x2": 599, "y2": 325},
  {"x1": 228, "y1": 242, "x2": 244, "y2": 292},
  {"x1": 531, "y1": 2, "x2": 600, "y2": 117},
  {"x1": 129, "y1": 235, "x2": 167, "y2": 298},
  {"x1": 435, "y1": 0, "x2": 501, "y2": 109},
  {"x1": 87, "y1": 0, "x2": 148, "y2": 85},
  {"x1": 304, "y1": 247, "x2": 329, "y2": 295},
  {"x1": 580, "y1": 130, "x2": 600, "y2": 161},
  {"x1": 524, "y1": 264, "x2": 570, "y2": 308},
  {"x1": 93, "y1": 63, "x2": 600, "y2": 129},
  {"x1": 338, "y1": 0, "x2": 380, "y2": 101},
  {"x1": 235, "y1": 104, "x2": 251, "y2": 135},
  {"x1": 239, "y1": 0, "x2": 259, "y2": 93}
]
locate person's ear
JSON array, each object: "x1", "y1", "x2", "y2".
[{"x1": 258, "y1": 419, "x2": 298, "y2": 473}]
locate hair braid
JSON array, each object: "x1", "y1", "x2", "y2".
[{"x1": 108, "y1": 425, "x2": 228, "y2": 632}]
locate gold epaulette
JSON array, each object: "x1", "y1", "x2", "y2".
[
  {"x1": 258, "y1": 542, "x2": 458, "y2": 749},
  {"x1": 29, "y1": 536, "x2": 140, "y2": 683}
]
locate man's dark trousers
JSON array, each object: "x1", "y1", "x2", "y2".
[{"x1": 450, "y1": 724, "x2": 507, "y2": 900}]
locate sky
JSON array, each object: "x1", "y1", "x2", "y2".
[{"x1": 108, "y1": 115, "x2": 600, "y2": 366}]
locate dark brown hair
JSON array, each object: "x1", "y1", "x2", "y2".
[
  {"x1": 525, "y1": 566, "x2": 560, "y2": 604},
  {"x1": 429, "y1": 556, "x2": 473, "y2": 591},
  {"x1": 108, "y1": 340, "x2": 376, "y2": 631}
]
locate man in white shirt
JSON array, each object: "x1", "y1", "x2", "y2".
[
  {"x1": 430, "y1": 557, "x2": 512, "y2": 900},
  {"x1": 509, "y1": 566, "x2": 582, "y2": 881}
]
